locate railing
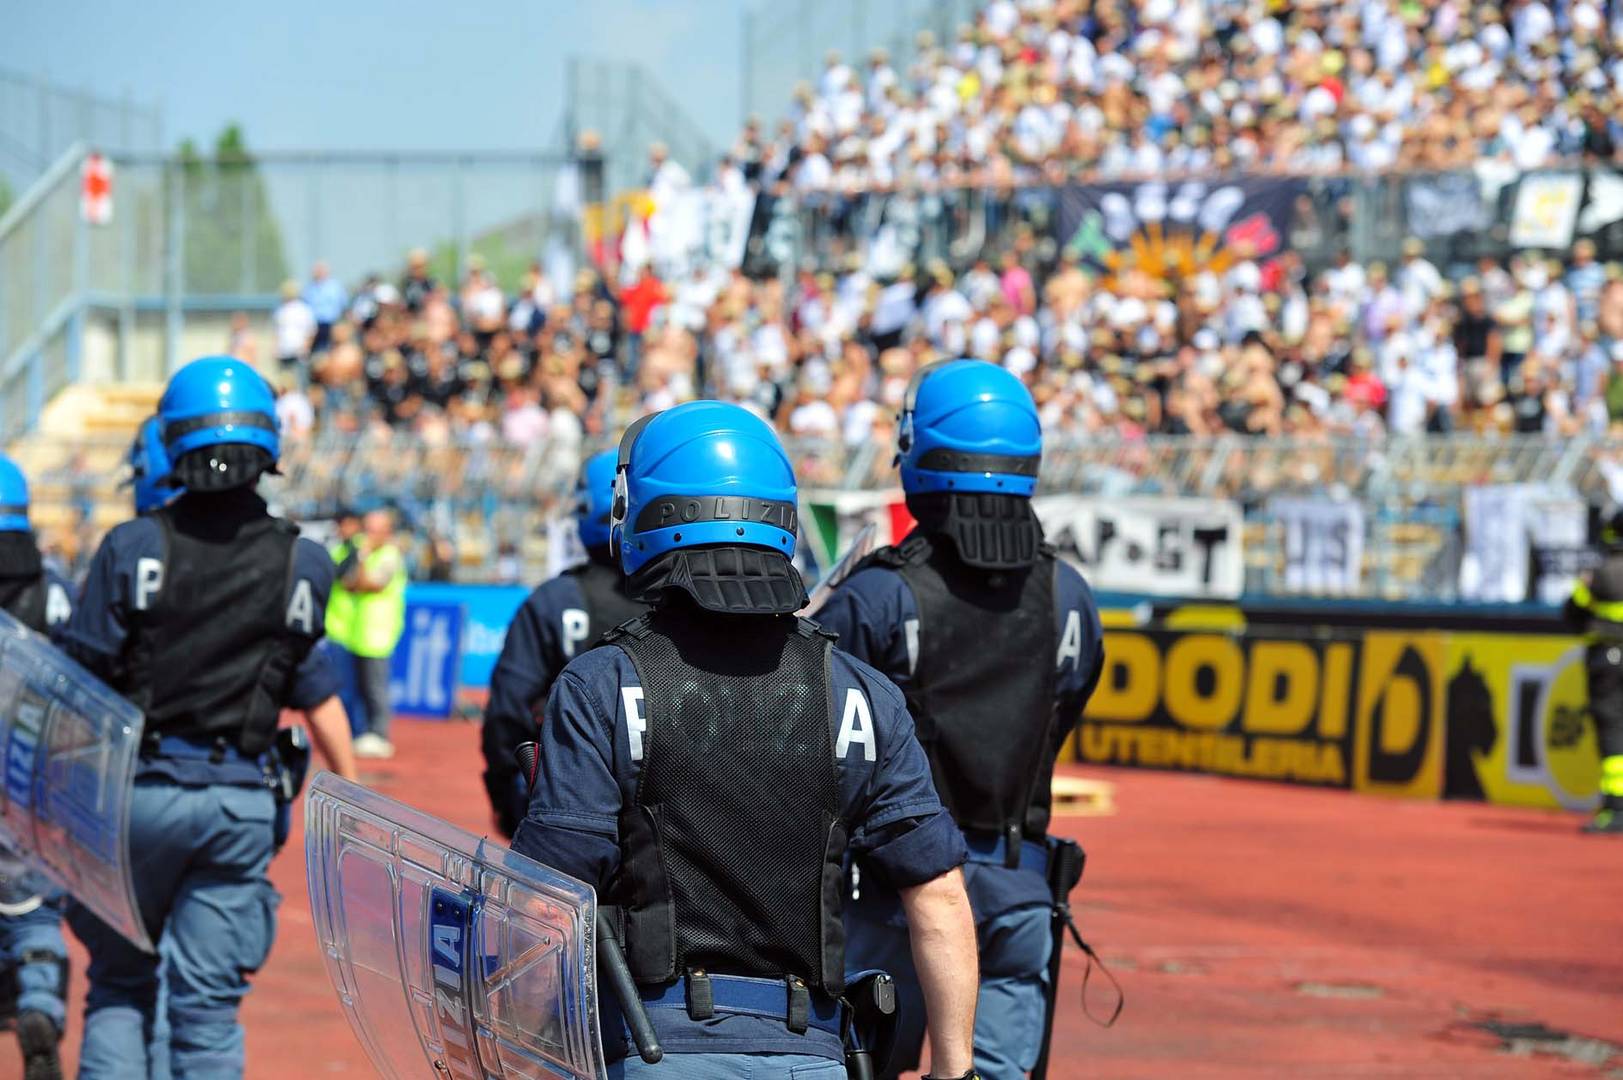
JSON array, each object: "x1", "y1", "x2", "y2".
[
  {"x1": 18, "y1": 432, "x2": 1617, "y2": 599},
  {"x1": 0, "y1": 68, "x2": 162, "y2": 190},
  {"x1": 726, "y1": 166, "x2": 1623, "y2": 280}
]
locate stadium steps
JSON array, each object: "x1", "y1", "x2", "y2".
[{"x1": 4, "y1": 383, "x2": 164, "y2": 549}]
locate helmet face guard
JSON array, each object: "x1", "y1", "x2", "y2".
[{"x1": 612, "y1": 404, "x2": 807, "y2": 615}]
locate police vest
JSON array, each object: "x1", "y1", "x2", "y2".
[
  {"x1": 869, "y1": 531, "x2": 1059, "y2": 846},
  {"x1": 0, "y1": 532, "x2": 46, "y2": 634},
  {"x1": 350, "y1": 544, "x2": 407, "y2": 659},
  {"x1": 120, "y1": 502, "x2": 317, "y2": 755},
  {"x1": 1576, "y1": 551, "x2": 1623, "y2": 641},
  {"x1": 603, "y1": 606, "x2": 846, "y2": 996},
  {"x1": 325, "y1": 539, "x2": 358, "y2": 647},
  {"x1": 570, "y1": 559, "x2": 645, "y2": 647}
]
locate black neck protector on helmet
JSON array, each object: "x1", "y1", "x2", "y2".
[
  {"x1": 906, "y1": 491, "x2": 1042, "y2": 570},
  {"x1": 628, "y1": 545, "x2": 809, "y2": 616},
  {"x1": 170, "y1": 444, "x2": 275, "y2": 493}
]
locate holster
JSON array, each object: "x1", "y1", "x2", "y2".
[
  {"x1": 266, "y1": 726, "x2": 312, "y2": 850},
  {"x1": 1047, "y1": 837, "x2": 1086, "y2": 904},
  {"x1": 842, "y1": 969, "x2": 898, "y2": 1080}
]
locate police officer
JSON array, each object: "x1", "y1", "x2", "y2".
[
  {"x1": 128, "y1": 414, "x2": 182, "y2": 517},
  {"x1": 1566, "y1": 509, "x2": 1623, "y2": 835},
  {"x1": 512, "y1": 401, "x2": 981, "y2": 1080},
  {"x1": 816, "y1": 360, "x2": 1104, "y2": 1080},
  {"x1": 482, "y1": 449, "x2": 646, "y2": 837},
  {"x1": 0, "y1": 454, "x2": 74, "y2": 1080},
  {"x1": 62, "y1": 356, "x2": 358, "y2": 1079}
]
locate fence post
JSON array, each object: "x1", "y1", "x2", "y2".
[
  {"x1": 741, "y1": 8, "x2": 754, "y2": 125},
  {"x1": 452, "y1": 156, "x2": 468, "y2": 284},
  {"x1": 164, "y1": 157, "x2": 184, "y2": 375},
  {"x1": 117, "y1": 161, "x2": 134, "y2": 381},
  {"x1": 69, "y1": 174, "x2": 88, "y2": 384}
]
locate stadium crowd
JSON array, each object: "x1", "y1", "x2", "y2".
[
  {"x1": 256, "y1": 230, "x2": 1623, "y2": 458},
  {"x1": 720, "y1": 0, "x2": 1623, "y2": 193}
]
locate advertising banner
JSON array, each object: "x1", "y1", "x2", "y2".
[
  {"x1": 1036, "y1": 495, "x2": 1245, "y2": 599},
  {"x1": 388, "y1": 601, "x2": 464, "y2": 719},
  {"x1": 1077, "y1": 625, "x2": 1445, "y2": 797}
]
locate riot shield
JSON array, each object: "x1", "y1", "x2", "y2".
[
  {"x1": 0, "y1": 610, "x2": 151, "y2": 952},
  {"x1": 801, "y1": 523, "x2": 878, "y2": 617},
  {"x1": 305, "y1": 771, "x2": 607, "y2": 1080}
]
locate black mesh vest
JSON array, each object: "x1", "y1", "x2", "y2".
[
  {"x1": 570, "y1": 558, "x2": 645, "y2": 647},
  {"x1": 877, "y1": 531, "x2": 1059, "y2": 844},
  {"x1": 120, "y1": 498, "x2": 313, "y2": 754},
  {"x1": 604, "y1": 606, "x2": 846, "y2": 994},
  {"x1": 0, "y1": 533, "x2": 47, "y2": 634}
]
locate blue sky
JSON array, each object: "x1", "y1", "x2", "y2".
[{"x1": 1, "y1": 0, "x2": 759, "y2": 157}]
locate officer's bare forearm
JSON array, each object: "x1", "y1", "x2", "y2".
[
  {"x1": 900, "y1": 867, "x2": 977, "y2": 1076},
  {"x1": 304, "y1": 695, "x2": 359, "y2": 780}
]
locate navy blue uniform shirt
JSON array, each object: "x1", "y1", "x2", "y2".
[
  {"x1": 816, "y1": 547, "x2": 1104, "y2": 919},
  {"x1": 511, "y1": 633, "x2": 967, "y2": 1062},
  {"x1": 64, "y1": 510, "x2": 339, "y2": 713},
  {"x1": 42, "y1": 565, "x2": 75, "y2": 641},
  {"x1": 481, "y1": 571, "x2": 594, "y2": 833}
]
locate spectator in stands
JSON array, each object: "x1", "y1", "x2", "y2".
[
  {"x1": 272, "y1": 279, "x2": 316, "y2": 384},
  {"x1": 303, "y1": 261, "x2": 348, "y2": 354},
  {"x1": 400, "y1": 248, "x2": 436, "y2": 313},
  {"x1": 620, "y1": 264, "x2": 667, "y2": 379}
]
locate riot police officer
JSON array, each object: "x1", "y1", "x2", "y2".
[
  {"x1": 62, "y1": 356, "x2": 358, "y2": 1079},
  {"x1": 0, "y1": 454, "x2": 74, "y2": 1080},
  {"x1": 816, "y1": 360, "x2": 1105, "y2": 1080},
  {"x1": 128, "y1": 415, "x2": 182, "y2": 517},
  {"x1": 482, "y1": 448, "x2": 646, "y2": 836},
  {"x1": 1566, "y1": 509, "x2": 1623, "y2": 835},
  {"x1": 512, "y1": 401, "x2": 981, "y2": 1080}
]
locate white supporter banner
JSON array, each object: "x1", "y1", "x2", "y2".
[
  {"x1": 1526, "y1": 494, "x2": 1589, "y2": 606},
  {"x1": 1034, "y1": 495, "x2": 1245, "y2": 598},
  {"x1": 1508, "y1": 173, "x2": 1583, "y2": 249},
  {"x1": 1460, "y1": 485, "x2": 1529, "y2": 602},
  {"x1": 1269, "y1": 497, "x2": 1364, "y2": 595},
  {"x1": 645, "y1": 188, "x2": 757, "y2": 274}
]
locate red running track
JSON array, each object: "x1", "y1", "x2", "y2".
[{"x1": 41, "y1": 719, "x2": 1623, "y2": 1079}]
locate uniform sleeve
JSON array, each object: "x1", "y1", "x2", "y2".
[
  {"x1": 287, "y1": 644, "x2": 340, "y2": 710},
  {"x1": 845, "y1": 664, "x2": 966, "y2": 889},
  {"x1": 510, "y1": 664, "x2": 623, "y2": 890},
  {"x1": 60, "y1": 525, "x2": 144, "y2": 680},
  {"x1": 482, "y1": 587, "x2": 560, "y2": 834},
  {"x1": 1053, "y1": 561, "x2": 1105, "y2": 743},
  {"x1": 815, "y1": 567, "x2": 915, "y2": 687}
]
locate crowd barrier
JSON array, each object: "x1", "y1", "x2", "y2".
[{"x1": 386, "y1": 581, "x2": 1599, "y2": 815}]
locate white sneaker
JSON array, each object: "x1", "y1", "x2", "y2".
[{"x1": 353, "y1": 733, "x2": 396, "y2": 759}]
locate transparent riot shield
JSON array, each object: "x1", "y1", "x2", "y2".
[
  {"x1": 0, "y1": 610, "x2": 151, "y2": 952},
  {"x1": 305, "y1": 772, "x2": 607, "y2": 1080},
  {"x1": 801, "y1": 522, "x2": 878, "y2": 616}
]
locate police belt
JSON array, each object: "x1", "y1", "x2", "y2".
[
  {"x1": 637, "y1": 972, "x2": 844, "y2": 1037},
  {"x1": 962, "y1": 830, "x2": 1050, "y2": 875},
  {"x1": 138, "y1": 733, "x2": 267, "y2": 785}
]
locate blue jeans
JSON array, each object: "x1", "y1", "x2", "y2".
[
  {"x1": 67, "y1": 781, "x2": 279, "y2": 1080},
  {"x1": 610, "y1": 1053, "x2": 845, "y2": 1079},
  {"x1": 846, "y1": 902, "x2": 1052, "y2": 1080},
  {"x1": 0, "y1": 894, "x2": 67, "y2": 1029},
  {"x1": 320, "y1": 639, "x2": 367, "y2": 736}
]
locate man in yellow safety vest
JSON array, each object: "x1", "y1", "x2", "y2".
[{"x1": 340, "y1": 508, "x2": 407, "y2": 759}]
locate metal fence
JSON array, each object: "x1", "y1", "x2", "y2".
[
  {"x1": 0, "y1": 68, "x2": 162, "y2": 192},
  {"x1": 0, "y1": 146, "x2": 587, "y2": 434},
  {"x1": 736, "y1": 166, "x2": 1623, "y2": 282},
  {"x1": 17, "y1": 432, "x2": 1620, "y2": 600}
]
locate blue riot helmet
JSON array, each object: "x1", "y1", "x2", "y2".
[
  {"x1": 157, "y1": 356, "x2": 280, "y2": 492},
  {"x1": 895, "y1": 358, "x2": 1044, "y2": 569},
  {"x1": 610, "y1": 401, "x2": 807, "y2": 614},
  {"x1": 0, "y1": 455, "x2": 29, "y2": 532},
  {"x1": 573, "y1": 448, "x2": 619, "y2": 552},
  {"x1": 128, "y1": 415, "x2": 182, "y2": 515}
]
